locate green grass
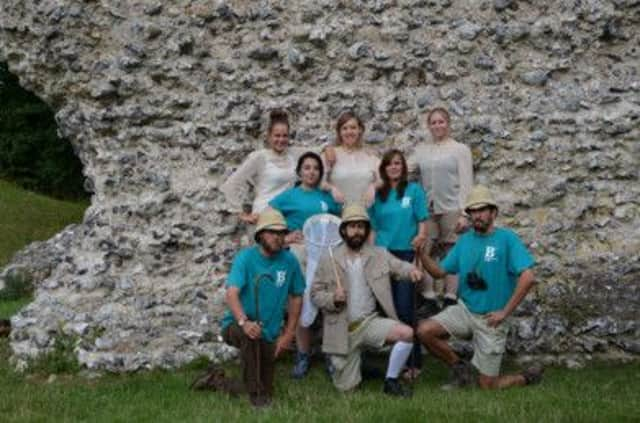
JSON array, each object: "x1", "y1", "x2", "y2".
[
  {"x1": 0, "y1": 179, "x2": 88, "y2": 266},
  {"x1": 0, "y1": 340, "x2": 638, "y2": 422},
  {"x1": 0, "y1": 297, "x2": 31, "y2": 319}
]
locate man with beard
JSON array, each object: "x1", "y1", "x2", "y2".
[
  {"x1": 417, "y1": 185, "x2": 543, "y2": 390},
  {"x1": 221, "y1": 209, "x2": 304, "y2": 407},
  {"x1": 311, "y1": 204, "x2": 422, "y2": 397}
]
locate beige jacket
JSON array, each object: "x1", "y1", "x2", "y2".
[{"x1": 310, "y1": 243, "x2": 415, "y2": 355}]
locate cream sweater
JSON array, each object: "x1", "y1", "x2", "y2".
[
  {"x1": 408, "y1": 138, "x2": 473, "y2": 213},
  {"x1": 220, "y1": 147, "x2": 311, "y2": 214}
]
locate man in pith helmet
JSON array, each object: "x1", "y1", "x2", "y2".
[
  {"x1": 221, "y1": 209, "x2": 304, "y2": 407},
  {"x1": 311, "y1": 203, "x2": 423, "y2": 397},
  {"x1": 417, "y1": 185, "x2": 543, "y2": 390}
]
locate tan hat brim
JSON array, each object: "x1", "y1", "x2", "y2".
[
  {"x1": 465, "y1": 202, "x2": 498, "y2": 213},
  {"x1": 260, "y1": 223, "x2": 288, "y2": 232}
]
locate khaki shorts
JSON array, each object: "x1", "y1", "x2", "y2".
[
  {"x1": 432, "y1": 302, "x2": 510, "y2": 377},
  {"x1": 328, "y1": 314, "x2": 397, "y2": 391},
  {"x1": 424, "y1": 210, "x2": 461, "y2": 254}
]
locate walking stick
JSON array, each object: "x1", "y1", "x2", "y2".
[
  {"x1": 253, "y1": 274, "x2": 274, "y2": 402},
  {"x1": 328, "y1": 246, "x2": 345, "y2": 306},
  {"x1": 409, "y1": 247, "x2": 421, "y2": 385}
]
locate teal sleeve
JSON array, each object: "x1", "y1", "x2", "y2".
[
  {"x1": 507, "y1": 231, "x2": 535, "y2": 275},
  {"x1": 329, "y1": 194, "x2": 342, "y2": 216},
  {"x1": 269, "y1": 190, "x2": 288, "y2": 212},
  {"x1": 226, "y1": 250, "x2": 248, "y2": 289},
  {"x1": 413, "y1": 183, "x2": 429, "y2": 221},
  {"x1": 367, "y1": 202, "x2": 378, "y2": 231},
  {"x1": 440, "y1": 242, "x2": 460, "y2": 275},
  {"x1": 289, "y1": 256, "x2": 305, "y2": 296}
]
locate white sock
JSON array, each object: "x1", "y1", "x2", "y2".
[
  {"x1": 423, "y1": 290, "x2": 437, "y2": 299},
  {"x1": 385, "y1": 341, "x2": 413, "y2": 379}
]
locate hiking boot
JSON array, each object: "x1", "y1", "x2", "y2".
[
  {"x1": 189, "y1": 365, "x2": 244, "y2": 396},
  {"x1": 249, "y1": 393, "x2": 272, "y2": 409},
  {"x1": 383, "y1": 378, "x2": 413, "y2": 398},
  {"x1": 291, "y1": 351, "x2": 310, "y2": 379},
  {"x1": 324, "y1": 354, "x2": 335, "y2": 377},
  {"x1": 442, "y1": 297, "x2": 458, "y2": 309},
  {"x1": 523, "y1": 365, "x2": 544, "y2": 385},
  {"x1": 441, "y1": 360, "x2": 475, "y2": 391}
]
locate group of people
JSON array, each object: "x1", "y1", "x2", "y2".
[{"x1": 217, "y1": 108, "x2": 543, "y2": 408}]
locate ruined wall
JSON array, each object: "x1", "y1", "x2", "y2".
[{"x1": 0, "y1": 0, "x2": 638, "y2": 371}]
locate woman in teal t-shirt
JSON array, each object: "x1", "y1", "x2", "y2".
[
  {"x1": 269, "y1": 151, "x2": 341, "y2": 379},
  {"x1": 368, "y1": 149, "x2": 429, "y2": 380}
]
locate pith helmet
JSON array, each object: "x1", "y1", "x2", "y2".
[
  {"x1": 254, "y1": 209, "x2": 288, "y2": 241},
  {"x1": 340, "y1": 203, "x2": 369, "y2": 228},
  {"x1": 464, "y1": 185, "x2": 498, "y2": 213}
]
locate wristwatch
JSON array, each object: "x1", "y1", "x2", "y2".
[{"x1": 238, "y1": 318, "x2": 246, "y2": 327}]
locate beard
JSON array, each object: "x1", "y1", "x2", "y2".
[
  {"x1": 259, "y1": 237, "x2": 283, "y2": 255},
  {"x1": 472, "y1": 217, "x2": 494, "y2": 233},
  {"x1": 344, "y1": 234, "x2": 366, "y2": 250}
]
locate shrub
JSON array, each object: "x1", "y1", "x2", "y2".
[{"x1": 0, "y1": 62, "x2": 87, "y2": 200}]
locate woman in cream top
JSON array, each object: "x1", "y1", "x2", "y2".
[
  {"x1": 220, "y1": 110, "x2": 312, "y2": 224},
  {"x1": 324, "y1": 111, "x2": 380, "y2": 206},
  {"x1": 408, "y1": 106, "x2": 473, "y2": 307}
]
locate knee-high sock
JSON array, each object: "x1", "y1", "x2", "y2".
[{"x1": 386, "y1": 341, "x2": 413, "y2": 378}]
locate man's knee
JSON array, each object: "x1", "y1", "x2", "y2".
[
  {"x1": 387, "y1": 323, "x2": 413, "y2": 343},
  {"x1": 416, "y1": 319, "x2": 444, "y2": 343},
  {"x1": 478, "y1": 374, "x2": 498, "y2": 390}
]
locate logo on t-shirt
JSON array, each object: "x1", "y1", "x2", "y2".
[
  {"x1": 401, "y1": 196, "x2": 412, "y2": 208},
  {"x1": 484, "y1": 246, "x2": 497, "y2": 262},
  {"x1": 276, "y1": 270, "x2": 287, "y2": 287},
  {"x1": 320, "y1": 201, "x2": 328, "y2": 212}
]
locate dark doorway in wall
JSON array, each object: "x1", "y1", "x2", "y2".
[{"x1": 0, "y1": 62, "x2": 88, "y2": 200}]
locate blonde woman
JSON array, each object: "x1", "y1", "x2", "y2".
[
  {"x1": 408, "y1": 107, "x2": 473, "y2": 309},
  {"x1": 323, "y1": 111, "x2": 380, "y2": 207}
]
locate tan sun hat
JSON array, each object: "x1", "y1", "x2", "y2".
[
  {"x1": 340, "y1": 203, "x2": 369, "y2": 227},
  {"x1": 254, "y1": 209, "x2": 288, "y2": 241},
  {"x1": 464, "y1": 185, "x2": 498, "y2": 213}
]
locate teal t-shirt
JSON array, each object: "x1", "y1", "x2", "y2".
[
  {"x1": 221, "y1": 246, "x2": 305, "y2": 342},
  {"x1": 269, "y1": 186, "x2": 341, "y2": 231},
  {"x1": 441, "y1": 227, "x2": 535, "y2": 314},
  {"x1": 368, "y1": 182, "x2": 429, "y2": 251}
]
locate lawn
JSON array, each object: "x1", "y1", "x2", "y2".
[
  {"x1": 0, "y1": 340, "x2": 638, "y2": 422},
  {"x1": 0, "y1": 179, "x2": 88, "y2": 266},
  {"x1": 0, "y1": 180, "x2": 638, "y2": 422}
]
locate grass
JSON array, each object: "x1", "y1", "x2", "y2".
[
  {"x1": 0, "y1": 180, "x2": 639, "y2": 421},
  {"x1": 0, "y1": 341, "x2": 638, "y2": 422},
  {"x1": 0, "y1": 179, "x2": 88, "y2": 266},
  {"x1": 0, "y1": 297, "x2": 31, "y2": 319}
]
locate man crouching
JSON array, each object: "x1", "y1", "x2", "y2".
[
  {"x1": 311, "y1": 204, "x2": 422, "y2": 397},
  {"x1": 221, "y1": 209, "x2": 304, "y2": 408}
]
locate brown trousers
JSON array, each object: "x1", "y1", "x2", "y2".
[{"x1": 223, "y1": 324, "x2": 276, "y2": 397}]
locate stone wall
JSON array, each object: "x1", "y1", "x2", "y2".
[{"x1": 0, "y1": 0, "x2": 638, "y2": 371}]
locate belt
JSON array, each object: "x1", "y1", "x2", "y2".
[{"x1": 348, "y1": 319, "x2": 364, "y2": 333}]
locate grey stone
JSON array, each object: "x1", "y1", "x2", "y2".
[
  {"x1": 494, "y1": 0, "x2": 514, "y2": 11},
  {"x1": 248, "y1": 46, "x2": 279, "y2": 61},
  {"x1": 520, "y1": 69, "x2": 549, "y2": 86},
  {"x1": 0, "y1": 0, "x2": 638, "y2": 372}
]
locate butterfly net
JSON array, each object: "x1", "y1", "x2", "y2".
[{"x1": 300, "y1": 213, "x2": 342, "y2": 327}]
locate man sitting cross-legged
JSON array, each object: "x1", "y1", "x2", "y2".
[{"x1": 311, "y1": 204, "x2": 423, "y2": 397}]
